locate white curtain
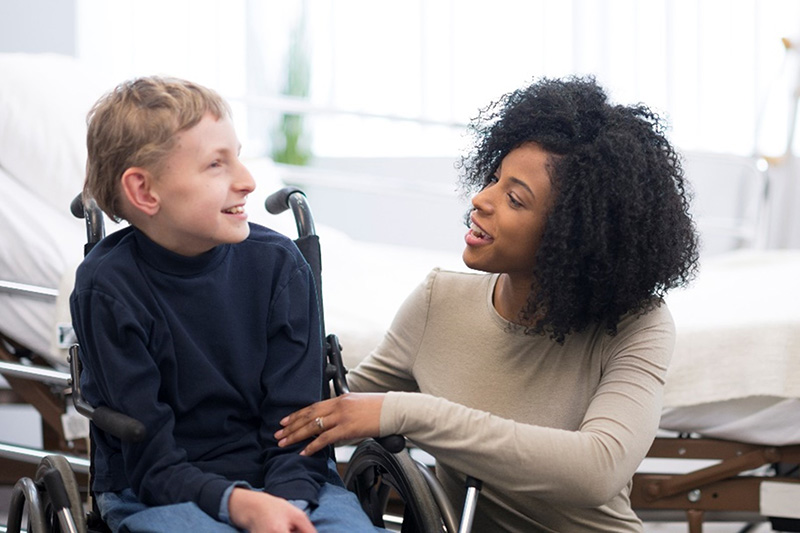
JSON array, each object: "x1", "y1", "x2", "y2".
[{"x1": 76, "y1": 0, "x2": 800, "y2": 246}]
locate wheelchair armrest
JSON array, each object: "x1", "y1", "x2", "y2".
[
  {"x1": 91, "y1": 406, "x2": 147, "y2": 443},
  {"x1": 323, "y1": 334, "x2": 405, "y2": 454},
  {"x1": 375, "y1": 435, "x2": 406, "y2": 454},
  {"x1": 68, "y1": 344, "x2": 146, "y2": 443}
]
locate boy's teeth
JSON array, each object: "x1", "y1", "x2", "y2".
[{"x1": 225, "y1": 206, "x2": 244, "y2": 214}]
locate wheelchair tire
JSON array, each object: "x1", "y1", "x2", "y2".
[
  {"x1": 35, "y1": 455, "x2": 88, "y2": 533},
  {"x1": 344, "y1": 439, "x2": 447, "y2": 533}
]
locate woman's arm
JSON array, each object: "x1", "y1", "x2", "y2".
[
  {"x1": 276, "y1": 272, "x2": 438, "y2": 452},
  {"x1": 276, "y1": 393, "x2": 384, "y2": 455},
  {"x1": 344, "y1": 270, "x2": 440, "y2": 393},
  {"x1": 280, "y1": 305, "x2": 674, "y2": 507}
]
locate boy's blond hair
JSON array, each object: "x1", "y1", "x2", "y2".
[{"x1": 85, "y1": 76, "x2": 231, "y2": 221}]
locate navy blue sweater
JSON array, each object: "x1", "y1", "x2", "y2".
[{"x1": 69, "y1": 224, "x2": 328, "y2": 520}]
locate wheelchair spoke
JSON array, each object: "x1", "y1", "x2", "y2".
[{"x1": 344, "y1": 439, "x2": 449, "y2": 532}]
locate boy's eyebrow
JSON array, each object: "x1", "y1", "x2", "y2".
[{"x1": 209, "y1": 144, "x2": 242, "y2": 156}]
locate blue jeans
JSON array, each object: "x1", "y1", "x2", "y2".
[{"x1": 96, "y1": 461, "x2": 385, "y2": 532}]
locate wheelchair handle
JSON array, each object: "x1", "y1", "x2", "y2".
[
  {"x1": 70, "y1": 193, "x2": 85, "y2": 218},
  {"x1": 265, "y1": 187, "x2": 316, "y2": 238},
  {"x1": 71, "y1": 193, "x2": 105, "y2": 255}
]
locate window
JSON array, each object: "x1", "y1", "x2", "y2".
[{"x1": 77, "y1": 0, "x2": 800, "y2": 159}]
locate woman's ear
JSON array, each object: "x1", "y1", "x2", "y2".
[{"x1": 120, "y1": 167, "x2": 159, "y2": 216}]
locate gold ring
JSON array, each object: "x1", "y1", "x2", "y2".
[{"x1": 315, "y1": 416, "x2": 324, "y2": 431}]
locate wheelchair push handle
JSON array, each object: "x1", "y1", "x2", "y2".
[
  {"x1": 265, "y1": 186, "x2": 316, "y2": 238},
  {"x1": 70, "y1": 193, "x2": 85, "y2": 218},
  {"x1": 71, "y1": 192, "x2": 106, "y2": 255}
]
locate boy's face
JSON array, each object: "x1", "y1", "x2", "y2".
[{"x1": 148, "y1": 113, "x2": 255, "y2": 256}]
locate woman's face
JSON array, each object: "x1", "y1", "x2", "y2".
[{"x1": 463, "y1": 142, "x2": 554, "y2": 280}]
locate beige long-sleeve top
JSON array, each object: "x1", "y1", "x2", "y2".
[{"x1": 347, "y1": 269, "x2": 674, "y2": 532}]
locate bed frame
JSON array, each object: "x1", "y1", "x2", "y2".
[
  {"x1": 633, "y1": 436, "x2": 800, "y2": 532},
  {"x1": 0, "y1": 331, "x2": 89, "y2": 488}
]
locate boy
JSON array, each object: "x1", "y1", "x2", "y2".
[{"x1": 70, "y1": 76, "x2": 380, "y2": 532}]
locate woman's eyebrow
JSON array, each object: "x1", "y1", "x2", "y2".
[{"x1": 509, "y1": 176, "x2": 535, "y2": 199}]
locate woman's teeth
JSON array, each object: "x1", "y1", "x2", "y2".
[
  {"x1": 224, "y1": 206, "x2": 244, "y2": 214},
  {"x1": 471, "y1": 222, "x2": 487, "y2": 238}
]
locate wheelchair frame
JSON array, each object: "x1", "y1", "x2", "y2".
[
  {"x1": 3, "y1": 189, "x2": 478, "y2": 533},
  {"x1": 268, "y1": 186, "x2": 482, "y2": 533}
]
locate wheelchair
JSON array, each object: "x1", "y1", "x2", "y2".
[{"x1": 3, "y1": 187, "x2": 481, "y2": 533}]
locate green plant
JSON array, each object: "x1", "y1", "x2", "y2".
[{"x1": 271, "y1": 10, "x2": 311, "y2": 166}]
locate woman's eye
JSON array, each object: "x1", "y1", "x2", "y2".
[{"x1": 507, "y1": 193, "x2": 523, "y2": 208}]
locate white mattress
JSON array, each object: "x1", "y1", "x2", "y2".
[
  {"x1": 0, "y1": 166, "x2": 84, "y2": 367},
  {"x1": 0, "y1": 52, "x2": 112, "y2": 367},
  {"x1": 660, "y1": 249, "x2": 800, "y2": 445}
]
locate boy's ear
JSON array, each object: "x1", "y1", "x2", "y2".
[{"x1": 120, "y1": 167, "x2": 160, "y2": 216}]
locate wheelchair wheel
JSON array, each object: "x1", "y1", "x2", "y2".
[
  {"x1": 344, "y1": 439, "x2": 447, "y2": 533},
  {"x1": 34, "y1": 455, "x2": 88, "y2": 533}
]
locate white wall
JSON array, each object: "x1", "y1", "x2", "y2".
[
  {"x1": 2, "y1": 0, "x2": 800, "y2": 252},
  {"x1": 0, "y1": 0, "x2": 76, "y2": 55},
  {"x1": 278, "y1": 157, "x2": 470, "y2": 254}
]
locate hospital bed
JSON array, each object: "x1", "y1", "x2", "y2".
[
  {"x1": 634, "y1": 248, "x2": 800, "y2": 532},
  {"x1": 629, "y1": 152, "x2": 800, "y2": 532},
  {"x1": 2, "y1": 52, "x2": 800, "y2": 531}
]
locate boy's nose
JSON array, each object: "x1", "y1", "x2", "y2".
[{"x1": 236, "y1": 164, "x2": 256, "y2": 193}]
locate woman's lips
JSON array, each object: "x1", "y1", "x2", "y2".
[{"x1": 465, "y1": 220, "x2": 493, "y2": 246}]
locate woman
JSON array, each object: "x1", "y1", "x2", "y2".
[{"x1": 276, "y1": 76, "x2": 699, "y2": 532}]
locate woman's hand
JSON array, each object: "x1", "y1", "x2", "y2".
[
  {"x1": 228, "y1": 488, "x2": 316, "y2": 533},
  {"x1": 275, "y1": 393, "x2": 385, "y2": 456}
]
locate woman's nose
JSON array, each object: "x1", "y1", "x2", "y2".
[{"x1": 471, "y1": 186, "x2": 494, "y2": 213}]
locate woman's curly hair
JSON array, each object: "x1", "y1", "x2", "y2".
[{"x1": 458, "y1": 76, "x2": 699, "y2": 342}]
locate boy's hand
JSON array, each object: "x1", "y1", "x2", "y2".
[
  {"x1": 275, "y1": 393, "x2": 384, "y2": 456},
  {"x1": 228, "y1": 488, "x2": 316, "y2": 533}
]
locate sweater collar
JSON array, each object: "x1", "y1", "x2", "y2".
[{"x1": 132, "y1": 227, "x2": 229, "y2": 276}]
